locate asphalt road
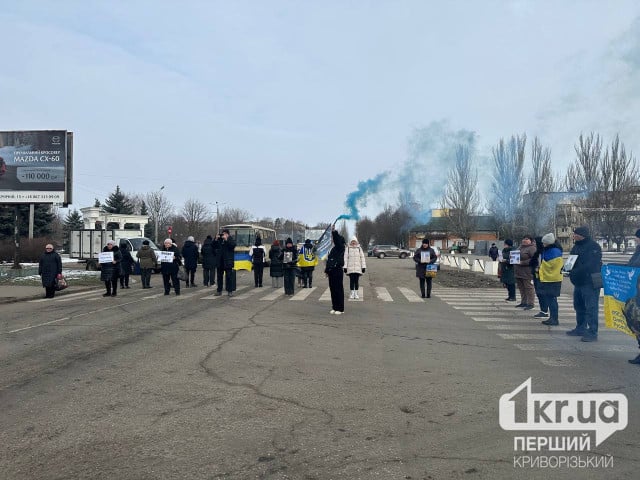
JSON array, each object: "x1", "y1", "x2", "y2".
[{"x1": 1, "y1": 259, "x2": 639, "y2": 479}]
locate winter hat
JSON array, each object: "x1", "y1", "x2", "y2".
[
  {"x1": 285, "y1": 237, "x2": 293, "y2": 245},
  {"x1": 142, "y1": 240, "x2": 150, "y2": 245},
  {"x1": 504, "y1": 239, "x2": 514, "y2": 247},
  {"x1": 422, "y1": 238, "x2": 430, "y2": 245},
  {"x1": 273, "y1": 240, "x2": 280, "y2": 246},
  {"x1": 107, "y1": 240, "x2": 116, "y2": 246},
  {"x1": 350, "y1": 236, "x2": 358, "y2": 244},
  {"x1": 187, "y1": 236, "x2": 194, "y2": 242},
  {"x1": 574, "y1": 226, "x2": 590, "y2": 238},
  {"x1": 304, "y1": 239, "x2": 312, "y2": 246},
  {"x1": 255, "y1": 236, "x2": 262, "y2": 246},
  {"x1": 541, "y1": 233, "x2": 555, "y2": 245},
  {"x1": 206, "y1": 235, "x2": 212, "y2": 240}
]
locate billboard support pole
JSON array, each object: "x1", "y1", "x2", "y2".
[
  {"x1": 28, "y1": 203, "x2": 34, "y2": 239},
  {"x1": 12, "y1": 205, "x2": 21, "y2": 270}
]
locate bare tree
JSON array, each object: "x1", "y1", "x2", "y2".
[
  {"x1": 355, "y1": 217, "x2": 375, "y2": 250},
  {"x1": 487, "y1": 134, "x2": 527, "y2": 239},
  {"x1": 523, "y1": 137, "x2": 556, "y2": 234},
  {"x1": 180, "y1": 199, "x2": 210, "y2": 240},
  {"x1": 441, "y1": 144, "x2": 480, "y2": 244},
  {"x1": 564, "y1": 133, "x2": 602, "y2": 193},
  {"x1": 595, "y1": 135, "x2": 640, "y2": 250},
  {"x1": 218, "y1": 207, "x2": 253, "y2": 227},
  {"x1": 145, "y1": 190, "x2": 174, "y2": 244},
  {"x1": 373, "y1": 205, "x2": 412, "y2": 246}
]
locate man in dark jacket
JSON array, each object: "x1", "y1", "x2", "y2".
[
  {"x1": 181, "y1": 235, "x2": 199, "y2": 287},
  {"x1": 281, "y1": 237, "x2": 299, "y2": 295},
  {"x1": 325, "y1": 227, "x2": 346, "y2": 315},
  {"x1": 38, "y1": 243, "x2": 62, "y2": 298},
  {"x1": 100, "y1": 240, "x2": 122, "y2": 297},
  {"x1": 566, "y1": 226, "x2": 602, "y2": 342},
  {"x1": 160, "y1": 238, "x2": 181, "y2": 296},
  {"x1": 215, "y1": 229, "x2": 236, "y2": 296},
  {"x1": 200, "y1": 235, "x2": 217, "y2": 287},
  {"x1": 488, "y1": 243, "x2": 499, "y2": 261}
]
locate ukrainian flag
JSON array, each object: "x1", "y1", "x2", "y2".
[{"x1": 234, "y1": 252, "x2": 253, "y2": 271}]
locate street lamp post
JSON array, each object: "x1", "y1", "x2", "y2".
[{"x1": 154, "y1": 186, "x2": 164, "y2": 244}]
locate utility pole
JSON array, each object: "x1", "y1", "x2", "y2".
[
  {"x1": 154, "y1": 186, "x2": 164, "y2": 244},
  {"x1": 216, "y1": 201, "x2": 220, "y2": 234}
]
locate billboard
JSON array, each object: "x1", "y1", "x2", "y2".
[{"x1": 0, "y1": 130, "x2": 72, "y2": 204}]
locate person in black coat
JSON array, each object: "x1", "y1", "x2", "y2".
[
  {"x1": 566, "y1": 226, "x2": 602, "y2": 341},
  {"x1": 215, "y1": 229, "x2": 236, "y2": 296},
  {"x1": 413, "y1": 238, "x2": 437, "y2": 298},
  {"x1": 100, "y1": 240, "x2": 122, "y2": 297},
  {"x1": 250, "y1": 236, "x2": 267, "y2": 288},
  {"x1": 181, "y1": 235, "x2": 199, "y2": 287},
  {"x1": 269, "y1": 240, "x2": 284, "y2": 288},
  {"x1": 160, "y1": 238, "x2": 182, "y2": 295},
  {"x1": 38, "y1": 243, "x2": 62, "y2": 298},
  {"x1": 119, "y1": 243, "x2": 135, "y2": 289},
  {"x1": 281, "y1": 237, "x2": 299, "y2": 295},
  {"x1": 325, "y1": 227, "x2": 346, "y2": 315},
  {"x1": 200, "y1": 235, "x2": 217, "y2": 287}
]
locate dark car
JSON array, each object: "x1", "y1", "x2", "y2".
[{"x1": 371, "y1": 245, "x2": 411, "y2": 259}]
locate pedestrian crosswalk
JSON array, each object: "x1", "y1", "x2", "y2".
[{"x1": 432, "y1": 287, "x2": 634, "y2": 368}]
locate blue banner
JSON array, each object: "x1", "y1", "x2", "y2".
[
  {"x1": 315, "y1": 224, "x2": 333, "y2": 261},
  {"x1": 602, "y1": 264, "x2": 640, "y2": 336}
]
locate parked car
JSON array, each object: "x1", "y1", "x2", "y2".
[{"x1": 371, "y1": 245, "x2": 411, "y2": 259}]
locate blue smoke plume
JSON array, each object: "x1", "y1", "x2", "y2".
[{"x1": 341, "y1": 120, "x2": 477, "y2": 225}]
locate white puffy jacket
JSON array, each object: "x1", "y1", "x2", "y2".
[{"x1": 344, "y1": 244, "x2": 366, "y2": 274}]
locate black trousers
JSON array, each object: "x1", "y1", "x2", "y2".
[
  {"x1": 283, "y1": 268, "x2": 295, "y2": 294},
  {"x1": 140, "y1": 268, "x2": 152, "y2": 288},
  {"x1": 253, "y1": 264, "x2": 264, "y2": 286},
  {"x1": 45, "y1": 286, "x2": 56, "y2": 298},
  {"x1": 185, "y1": 268, "x2": 196, "y2": 286},
  {"x1": 300, "y1": 267, "x2": 314, "y2": 287},
  {"x1": 120, "y1": 273, "x2": 130, "y2": 287},
  {"x1": 348, "y1": 273, "x2": 361, "y2": 290},
  {"x1": 328, "y1": 268, "x2": 345, "y2": 312},
  {"x1": 202, "y1": 267, "x2": 215, "y2": 286},
  {"x1": 105, "y1": 279, "x2": 118, "y2": 295},
  {"x1": 419, "y1": 277, "x2": 433, "y2": 297},
  {"x1": 217, "y1": 267, "x2": 233, "y2": 292},
  {"x1": 162, "y1": 271, "x2": 180, "y2": 294}
]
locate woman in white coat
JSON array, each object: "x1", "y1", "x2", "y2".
[{"x1": 344, "y1": 236, "x2": 367, "y2": 299}]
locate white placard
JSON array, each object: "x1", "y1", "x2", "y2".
[
  {"x1": 420, "y1": 251, "x2": 430, "y2": 263},
  {"x1": 283, "y1": 251, "x2": 293, "y2": 263},
  {"x1": 564, "y1": 254, "x2": 578, "y2": 272},
  {"x1": 158, "y1": 251, "x2": 175, "y2": 263},
  {"x1": 509, "y1": 250, "x2": 521, "y2": 265},
  {"x1": 498, "y1": 250, "x2": 503, "y2": 262},
  {"x1": 98, "y1": 252, "x2": 114, "y2": 264}
]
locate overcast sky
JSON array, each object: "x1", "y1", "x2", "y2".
[{"x1": 2, "y1": 1, "x2": 639, "y2": 226}]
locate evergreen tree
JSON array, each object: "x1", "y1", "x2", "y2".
[
  {"x1": 140, "y1": 201, "x2": 149, "y2": 216},
  {"x1": 103, "y1": 185, "x2": 134, "y2": 214},
  {"x1": 94, "y1": 198, "x2": 101, "y2": 207},
  {"x1": 62, "y1": 209, "x2": 84, "y2": 250},
  {"x1": 0, "y1": 204, "x2": 55, "y2": 239}
]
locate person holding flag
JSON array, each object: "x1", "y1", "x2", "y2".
[{"x1": 325, "y1": 225, "x2": 346, "y2": 315}]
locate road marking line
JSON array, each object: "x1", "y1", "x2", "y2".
[
  {"x1": 260, "y1": 290, "x2": 284, "y2": 301},
  {"x1": 497, "y1": 333, "x2": 566, "y2": 340},
  {"x1": 319, "y1": 288, "x2": 331, "y2": 302},
  {"x1": 485, "y1": 325, "x2": 552, "y2": 330},
  {"x1": 536, "y1": 357, "x2": 577, "y2": 367},
  {"x1": 290, "y1": 287, "x2": 316, "y2": 301},
  {"x1": 375, "y1": 287, "x2": 393, "y2": 302},
  {"x1": 398, "y1": 287, "x2": 423, "y2": 302},
  {"x1": 8, "y1": 317, "x2": 71, "y2": 333}
]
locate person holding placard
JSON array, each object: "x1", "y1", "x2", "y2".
[
  {"x1": 538, "y1": 233, "x2": 563, "y2": 326},
  {"x1": 514, "y1": 235, "x2": 536, "y2": 310},
  {"x1": 100, "y1": 240, "x2": 122, "y2": 297},
  {"x1": 413, "y1": 238, "x2": 437, "y2": 298},
  {"x1": 282, "y1": 237, "x2": 299, "y2": 296},
  {"x1": 500, "y1": 239, "x2": 516, "y2": 301},
  {"x1": 160, "y1": 238, "x2": 182, "y2": 296}
]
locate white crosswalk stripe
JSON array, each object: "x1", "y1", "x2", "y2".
[
  {"x1": 375, "y1": 287, "x2": 393, "y2": 302},
  {"x1": 260, "y1": 289, "x2": 284, "y2": 301},
  {"x1": 398, "y1": 287, "x2": 423, "y2": 302},
  {"x1": 319, "y1": 288, "x2": 331, "y2": 302},
  {"x1": 434, "y1": 287, "x2": 628, "y2": 368},
  {"x1": 290, "y1": 287, "x2": 317, "y2": 301}
]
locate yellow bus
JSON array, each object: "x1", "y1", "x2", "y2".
[{"x1": 221, "y1": 224, "x2": 277, "y2": 271}]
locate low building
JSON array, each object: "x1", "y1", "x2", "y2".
[{"x1": 409, "y1": 212, "x2": 498, "y2": 253}]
